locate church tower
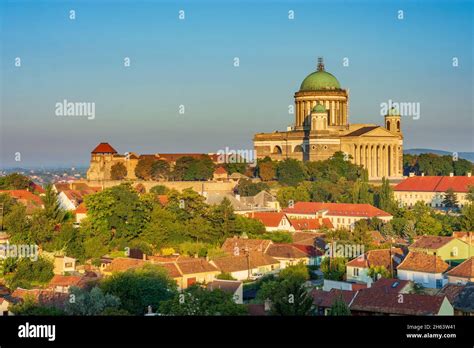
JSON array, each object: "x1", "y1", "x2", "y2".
[
  {"x1": 310, "y1": 103, "x2": 328, "y2": 131},
  {"x1": 384, "y1": 106, "x2": 401, "y2": 134}
]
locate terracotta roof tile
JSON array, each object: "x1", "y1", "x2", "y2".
[
  {"x1": 346, "y1": 248, "x2": 403, "y2": 269},
  {"x1": 212, "y1": 252, "x2": 279, "y2": 273},
  {"x1": 445, "y1": 257, "x2": 474, "y2": 279},
  {"x1": 410, "y1": 236, "x2": 455, "y2": 250},
  {"x1": 175, "y1": 258, "x2": 219, "y2": 275},
  {"x1": 265, "y1": 243, "x2": 308, "y2": 259},
  {"x1": 91, "y1": 142, "x2": 117, "y2": 154},
  {"x1": 283, "y1": 202, "x2": 391, "y2": 218},
  {"x1": 394, "y1": 176, "x2": 474, "y2": 193},
  {"x1": 397, "y1": 251, "x2": 449, "y2": 273},
  {"x1": 221, "y1": 237, "x2": 272, "y2": 254},
  {"x1": 288, "y1": 217, "x2": 333, "y2": 230},
  {"x1": 246, "y1": 212, "x2": 286, "y2": 228}
]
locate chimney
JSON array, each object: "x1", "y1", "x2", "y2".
[
  {"x1": 467, "y1": 172, "x2": 472, "y2": 178},
  {"x1": 409, "y1": 172, "x2": 415, "y2": 177},
  {"x1": 235, "y1": 194, "x2": 241, "y2": 201},
  {"x1": 421, "y1": 173, "x2": 425, "y2": 177},
  {"x1": 142, "y1": 253, "x2": 147, "y2": 261},
  {"x1": 264, "y1": 299, "x2": 272, "y2": 312},
  {"x1": 449, "y1": 173, "x2": 454, "y2": 177}
]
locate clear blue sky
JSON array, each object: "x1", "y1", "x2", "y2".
[{"x1": 1, "y1": 0, "x2": 472, "y2": 167}]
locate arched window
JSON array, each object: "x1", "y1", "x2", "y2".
[
  {"x1": 386, "y1": 121, "x2": 390, "y2": 129},
  {"x1": 397, "y1": 120, "x2": 400, "y2": 130},
  {"x1": 293, "y1": 145, "x2": 304, "y2": 153},
  {"x1": 273, "y1": 146, "x2": 282, "y2": 155}
]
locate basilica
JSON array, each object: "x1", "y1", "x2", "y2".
[{"x1": 253, "y1": 58, "x2": 403, "y2": 180}]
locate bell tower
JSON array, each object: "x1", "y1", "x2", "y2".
[{"x1": 385, "y1": 107, "x2": 401, "y2": 134}]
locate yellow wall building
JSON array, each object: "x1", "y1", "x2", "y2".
[{"x1": 253, "y1": 58, "x2": 403, "y2": 180}]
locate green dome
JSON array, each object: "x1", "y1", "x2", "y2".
[
  {"x1": 300, "y1": 70, "x2": 341, "y2": 91},
  {"x1": 312, "y1": 104, "x2": 326, "y2": 113}
]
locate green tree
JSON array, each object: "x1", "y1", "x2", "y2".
[
  {"x1": 374, "y1": 177, "x2": 397, "y2": 213},
  {"x1": 320, "y1": 257, "x2": 346, "y2": 281},
  {"x1": 329, "y1": 295, "x2": 351, "y2": 316},
  {"x1": 42, "y1": 184, "x2": 67, "y2": 223},
  {"x1": 442, "y1": 188, "x2": 459, "y2": 210},
  {"x1": 368, "y1": 265, "x2": 391, "y2": 281},
  {"x1": 0, "y1": 173, "x2": 30, "y2": 190},
  {"x1": 10, "y1": 296, "x2": 64, "y2": 316},
  {"x1": 460, "y1": 203, "x2": 474, "y2": 231},
  {"x1": 64, "y1": 286, "x2": 122, "y2": 316},
  {"x1": 257, "y1": 158, "x2": 276, "y2": 181},
  {"x1": 466, "y1": 186, "x2": 474, "y2": 203},
  {"x1": 236, "y1": 179, "x2": 269, "y2": 197},
  {"x1": 100, "y1": 264, "x2": 177, "y2": 315},
  {"x1": 151, "y1": 160, "x2": 170, "y2": 180},
  {"x1": 267, "y1": 278, "x2": 313, "y2": 316},
  {"x1": 3, "y1": 204, "x2": 31, "y2": 244},
  {"x1": 276, "y1": 184, "x2": 310, "y2": 208},
  {"x1": 207, "y1": 197, "x2": 237, "y2": 241},
  {"x1": 135, "y1": 157, "x2": 155, "y2": 180},
  {"x1": 276, "y1": 159, "x2": 307, "y2": 186},
  {"x1": 149, "y1": 185, "x2": 170, "y2": 195},
  {"x1": 279, "y1": 262, "x2": 309, "y2": 283},
  {"x1": 159, "y1": 285, "x2": 247, "y2": 315},
  {"x1": 111, "y1": 162, "x2": 128, "y2": 180},
  {"x1": 8, "y1": 257, "x2": 54, "y2": 289}
]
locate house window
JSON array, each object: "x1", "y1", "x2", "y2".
[
  {"x1": 353, "y1": 268, "x2": 359, "y2": 276},
  {"x1": 65, "y1": 262, "x2": 73, "y2": 268},
  {"x1": 451, "y1": 247, "x2": 458, "y2": 257},
  {"x1": 436, "y1": 279, "x2": 443, "y2": 288}
]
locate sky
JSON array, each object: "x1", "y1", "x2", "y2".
[{"x1": 1, "y1": 0, "x2": 473, "y2": 168}]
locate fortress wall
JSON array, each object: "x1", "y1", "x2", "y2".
[{"x1": 77, "y1": 179, "x2": 236, "y2": 193}]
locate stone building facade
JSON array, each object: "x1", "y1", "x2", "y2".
[{"x1": 253, "y1": 58, "x2": 404, "y2": 180}]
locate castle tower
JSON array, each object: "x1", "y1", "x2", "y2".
[{"x1": 385, "y1": 107, "x2": 401, "y2": 134}]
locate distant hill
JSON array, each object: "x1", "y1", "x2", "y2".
[{"x1": 404, "y1": 148, "x2": 474, "y2": 162}]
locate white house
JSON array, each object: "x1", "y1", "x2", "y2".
[
  {"x1": 397, "y1": 252, "x2": 449, "y2": 289},
  {"x1": 283, "y1": 202, "x2": 392, "y2": 230}
]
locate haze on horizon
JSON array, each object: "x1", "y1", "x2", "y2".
[{"x1": 1, "y1": 0, "x2": 473, "y2": 168}]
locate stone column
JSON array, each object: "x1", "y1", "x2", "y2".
[
  {"x1": 361, "y1": 144, "x2": 365, "y2": 168},
  {"x1": 367, "y1": 145, "x2": 372, "y2": 178}
]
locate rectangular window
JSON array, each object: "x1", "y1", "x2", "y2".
[{"x1": 353, "y1": 268, "x2": 359, "y2": 276}]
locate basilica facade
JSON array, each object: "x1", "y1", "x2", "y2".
[{"x1": 253, "y1": 58, "x2": 403, "y2": 180}]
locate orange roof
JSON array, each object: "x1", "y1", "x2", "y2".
[
  {"x1": 212, "y1": 252, "x2": 279, "y2": 273},
  {"x1": 346, "y1": 248, "x2": 403, "y2": 269},
  {"x1": 410, "y1": 236, "x2": 456, "y2": 250},
  {"x1": 91, "y1": 142, "x2": 117, "y2": 154},
  {"x1": 370, "y1": 278, "x2": 411, "y2": 293},
  {"x1": 246, "y1": 212, "x2": 286, "y2": 228},
  {"x1": 350, "y1": 287, "x2": 446, "y2": 315},
  {"x1": 394, "y1": 176, "x2": 474, "y2": 193},
  {"x1": 288, "y1": 217, "x2": 333, "y2": 231},
  {"x1": 221, "y1": 237, "x2": 273, "y2": 254},
  {"x1": 75, "y1": 202, "x2": 87, "y2": 214},
  {"x1": 283, "y1": 202, "x2": 391, "y2": 218},
  {"x1": 103, "y1": 257, "x2": 147, "y2": 273},
  {"x1": 157, "y1": 195, "x2": 169, "y2": 206},
  {"x1": 49, "y1": 275, "x2": 84, "y2": 288},
  {"x1": 397, "y1": 251, "x2": 449, "y2": 273},
  {"x1": 265, "y1": 243, "x2": 309, "y2": 259},
  {"x1": 0, "y1": 190, "x2": 43, "y2": 206},
  {"x1": 446, "y1": 257, "x2": 474, "y2": 279},
  {"x1": 291, "y1": 232, "x2": 324, "y2": 246},
  {"x1": 175, "y1": 258, "x2": 219, "y2": 275},
  {"x1": 214, "y1": 166, "x2": 228, "y2": 175}
]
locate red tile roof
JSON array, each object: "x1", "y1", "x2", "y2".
[
  {"x1": 292, "y1": 244, "x2": 323, "y2": 257},
  {"x1": 265, "y1": 243, "x2": 309, "y2": 259},
  {"x1": 214, "y1": 166, "x2": 228, "y2": 175},
  {"x1": 0, "y1": 190, "x2": 43, "y2": 205},
  {"x1": 288, "y1": 217, "x2": 333, "y2": 230},
  {"x1": 394, "y1": 176, "x2": 474, "y2": 193},
  {"x1": 291, "y1": 232, "x2": 324, "y2": 246},
  {"x1": 91, "y1": 142, "x2": 117, "y2": 154},
  {"x1": 207, "y1": 280, "x2": 242, "y2": 294},
  {"x1": 437, "y1": 284, "x2": 465, "y2": 304},
  {"x1": 445, "y1": 257, "x2": 474, "y2": 279},
  {"x1": 211, "y1": 252, "x2": 279, "y2": 273},
  {"x1": 75, "y1": 202, "x2": 87, "y2": 214},
  {"x1": 346, "y1": 248, "x2": 404, "y2": 269},
  {"x1": 410, "y1": 236, "x2": 456, "y2": 250},
  {"x1": 221, "y1": 237, "x2": 272, "y2": 254},
  {"x1": 246, "y1": 212, "x2": 286, "y2": 228},
  {"x1": 311, "y1": 288, "x2": 356, "y2": 308},
  {"x1": 283, "y1": 202, "x2": 391, "y2": 218},
  {"x1": 370, "y1": 278, "x2": 411, "y2": 293},
  {"x1": 175, "y1": 258, "x2": 219, "y2": 275},
  {"x1": 350, "y1": 287, "x2": 447, "y2": 315},
  {"x1": 49, "y1": 275, "x2": 85, "y2": 288},
  {"x1": 397, "y1": 251, "x2": 449, "y2": 273}
]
